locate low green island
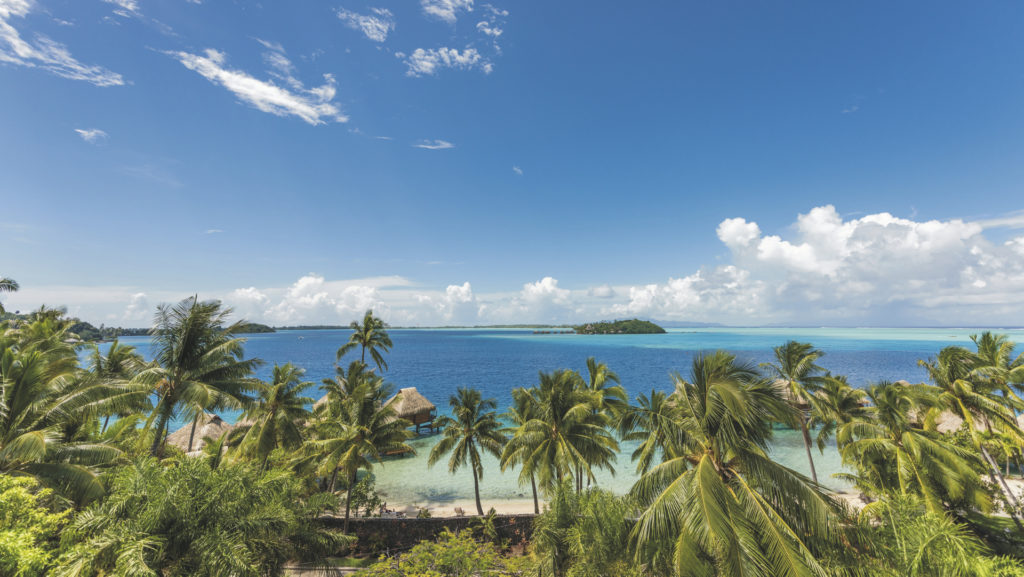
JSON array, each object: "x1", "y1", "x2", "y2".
[{"x1": 573, "y1": 319, "x2": 666, "y2": 334}]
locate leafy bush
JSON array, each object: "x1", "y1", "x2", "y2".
[
  {"x1": 54, "y1": 457, "x2": 346, "y2": 577},
  {"x1": 360, "y1": 529, "x2": 527, "y2": 576},
  {"x1": 0, "y1": 476, "x2": 69, "y2": 577}
]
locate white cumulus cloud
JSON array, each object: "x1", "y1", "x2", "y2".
[
  {"x1": 401, "y1": 46, "x2": 492, "y2": 77},
  {"x1": 337, "y1": 7, "x2": 394, "y2": 42},
  {"x1": 169, "y1": 41, "x2": 347, "y2": 125},
  {"x1": 421, "y1": 0, "x2": 472, "y2": 23},
  {"x1": 614, "y1": 205, "x2": 1024, "y2": 326},
  {"x1": 0, "y1": 0, "x2": 124, "y2": 86}
]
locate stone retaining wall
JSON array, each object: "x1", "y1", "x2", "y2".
[{"x1": 318, "y1": 514, "x2": 536, "y2": 556}]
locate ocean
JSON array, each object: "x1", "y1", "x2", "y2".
[{"x1": 109, "y1": 327, "x2": 1024, "y2": 504}]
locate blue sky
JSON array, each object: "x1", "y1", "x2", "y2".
[{"x1": 3, "y1": 0, "x2": 1024, "y2": 327}]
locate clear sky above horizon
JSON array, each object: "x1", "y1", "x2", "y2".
[{"x1": 3, "y1": 0, "x2": 1024, "y2": 327}]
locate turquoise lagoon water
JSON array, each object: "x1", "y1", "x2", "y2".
[{"x1": 110, "y1": 327, "x2": 1024, "y2": 503}]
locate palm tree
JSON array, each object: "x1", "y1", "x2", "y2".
[
  {"x1": 619, "y1": 389, "x2": 684, "y2": 475},
  {"x1": 0, "y1": 314, "x2": 134, "y2": 503},
  {"x1": 761, "y1": 340, "x2": 826, "y2": 483},
  {"x1": 84, "y1": 339, "x2": 150, "y2": 433},
  {"x1": 809, "y1": 374, "x2": 868, "y2": 453},
  {"x1": 137, "y1": 296, "x2": 261, "y2": 456},
  {"x1": 309, "y1": 361, "x2": 413, "y2": 533},
  {"x1": 920, "y1": 346, "x2": 1024, "y2": 528},
  {"x1": 500, "y1": 369, "x2": 617, "y2": 496},
  {"x1": 500, "y1": 387, "x2": 542, "y2": 513},
  {"x1": 0, "y1": 276, "x2": 17, "y2": 315},
  {"x1": 969, "y1": 332, "x2": 1024, "y2": 400},
  {"x1": 238, "y1": 363, "x2": 316, "y2": 469},
  {"x1": 630, "y1": 351, "x2": 840, "y2": 577},
  {"x1": 429, "y1": 387, "x2": 507, "y2": 515},
  {"x1": 837, "y1": 380, "x2": 988, "y2": 514},
  {"x1": 582, "y1": 357, "x2": 627, "y2": 417},
  {"x1": 336, "y1": 309, "x2": 392, "y2": 372}
]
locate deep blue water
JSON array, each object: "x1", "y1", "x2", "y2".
[
  {"x1": 105, "y1": 327, "x2": 1024, "y2": 503},
  {"x1": 112, "y1": 326, "x2": 1011, "y2": 417}
]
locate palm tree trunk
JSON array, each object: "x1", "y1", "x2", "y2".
[
  {"x1": 473, "y1": 470, "x2": 484, "y2": 516},
  {"x1": 531, "y1": 473, "x2": 539, "y2": 514},
  {"x1": 980, "y1": 446, "x2": 1024, "y2": 531},
  {"x1": 344, "y1": 469, "x2": 356, "y2": 534},
  {"x1": 101, "y1": 415, "x2": 111, "y2": 434},
  {"x1": 328, "y1": 468, "x2": 340, "y2": 492},
  {"x1": 149, "y1": 406, "x2": 173, "y2": 457},
  {"x1": 187, "y1": 414, "x2": 200, "y2": 453},
  {"x1": 799, "y1": 417, "x2": 818, "y2": 484}
]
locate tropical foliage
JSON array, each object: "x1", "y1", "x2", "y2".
[
  {"x1": 429, "y1": 387, "x2": 507, "y2": 515},
  {"x1": 139, "y1": 296, "x2": 261, "y2": 455},
  {"x1": 307, "y1": 360, "x2": 413, "y2": 532},
  {"x1": 54, "y1": 457, "x2": 343, "y2": 577},
  {"x1": 336, "y1": 309, "x2": 393, "y2": 371},
  {"x1": 0, "y1": 475, "x2": 68, "y2": 577}
]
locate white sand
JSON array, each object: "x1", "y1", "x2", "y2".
[{"x1": 385, "y1": 497, "x2": 541, "y2": 518}]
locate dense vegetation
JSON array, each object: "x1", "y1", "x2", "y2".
[
  {"x1": 573, "y1": 319, "x2": 666, "y2": 334},
  {"x1": 2, "y1": 275, "x2": 1024, "y2": 575}
]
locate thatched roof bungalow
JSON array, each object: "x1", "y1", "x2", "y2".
[
  {"x1": 166, "y1": 413, "x2": 234, "y2": 454},
  {"x1": 385, "y1": 387, "x2": 437, "y2": 433}
]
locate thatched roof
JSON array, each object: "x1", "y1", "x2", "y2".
[
  {"x1": 313, "y1": 394, "x2": 329, "y2": 410},
  {"x1": 166, "y1": 413, "x2": 233, "y2": 452},
  {"x1": 384, "y1": 387, "x2": 436, "y2": 418},
  {"x1": 772, "y1": 379, "x2": 809, "y2": 408}
]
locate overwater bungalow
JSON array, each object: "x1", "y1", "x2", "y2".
[{"x1": 385, "y1": 387, "x2": 437, "y2": 434}]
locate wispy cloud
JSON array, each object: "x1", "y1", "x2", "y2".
[
  {"x1": 421, "y1": 0, "x2": 473, "y2": 23},
  {"x1": 205, "y1": 228, "x2": 223, "y2": 234},
  {"x1": 168, "y1": 41, "x2": 347, "y2": 125},
  {"x1": 0, "y1": 0, "x2": 125, "y2": 86},
  {"x1": 476, "y1": 20, "x2": 502, "y2": 37},
  {"x1": 74, "y1": 128, "x2": 108, "y2": 143},
  {"x1": 841, "y1": 104, "x2": 859, "y2": 114},
  {"x1": 414, "y1": 139, "x2": 455, "y2": 150},
  {"x1": 103, "y1": 0, "x2": 139, "y2": 18},
  {"x1": 975, "y1": 211, "x2": 1024, "y2": 230},
  {"x1": 337, "y1": 7, "x2": 395, "y2": 42},
  {"x1": 400, "y1": 46, "x2": 492, "y2": 76},
  {"x1": 512, "y1": 165, "x2": 523, "y2": 175}
]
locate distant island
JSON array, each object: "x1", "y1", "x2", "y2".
[{"x1": 573, "y1": 319, "x2": 666, "y2": 334}]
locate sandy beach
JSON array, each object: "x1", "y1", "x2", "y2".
[{"x1": 384, "y1": 497, "x2": 541, "y2": 518}]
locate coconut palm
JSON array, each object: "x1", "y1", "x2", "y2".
[
  {"x1": 0, "y1": 276, "x2": 17, "y2": 315},
  {"x1": 582, "y1": 357, "x2": 627, "y2": 417},
  {"x1": 429, "y1": 387, "x2": 507, "y2": 515},
  {"x1": 336, "y1": 309, "x2": 392, "y2": 372},
  {"x1": 84, "y1": 339, "x2": 150, "y2": 433},
  {"x1": 920, "y1": 346, "x2": 1024, "y2": 528},
  {"x1": 137, "y1": 296, "x2": 261, "y2": 456},
  {"x1": 808, "y1": 374, "x2": 868, "y2": 453},
  {"x1": 969, "y1": 332, "x2": 1024, "y2": 399},
  {"x1": 0, "y1": 315, "x2": 133, "y2": 503},
  {"x1": 630, "y1": 350, "x2": 840, "y2": 577},
  {"x1": 761, "y1": 340, "x2": 827, "y2": 483},
  {"x1": 619, "y1": 389, "x2": 684, "y2": 475},
  {"x1": 238, "y1": 363, "x2": 315, "y2": 469},
  {"x1": 500, "y1": 369, "x2": 618, "y2": 496},
  {"x1": 837, "y1": 380, "x2": 988, "y2": 514},
  {"x1": 309, "y1": 362, "x2": 413, "y2": 533},
  {"x1": 500, "y1": 387, "x2": 542, "y2": 513}
]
